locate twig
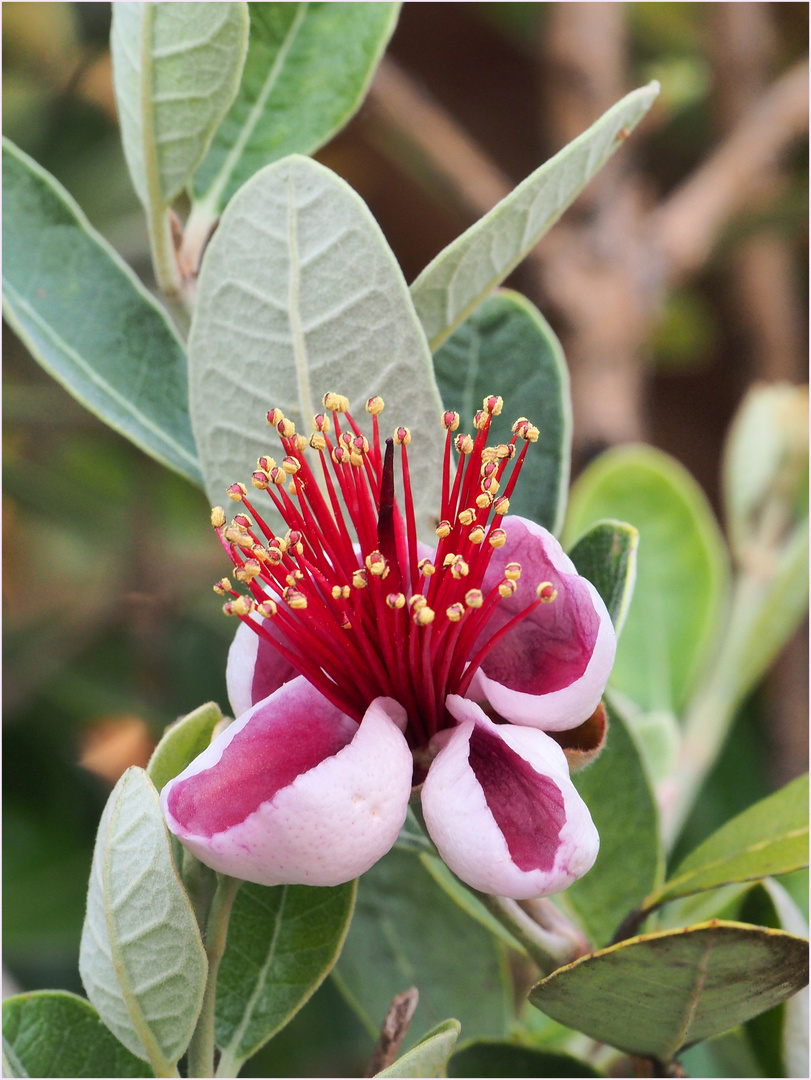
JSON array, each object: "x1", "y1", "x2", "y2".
[{"x1": 364, "y1": 986, "x2": 419, "y2": 1077}]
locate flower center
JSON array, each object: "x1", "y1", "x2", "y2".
[{"x1": 212, "y1": 392, "x2": 553, "y2": 749}]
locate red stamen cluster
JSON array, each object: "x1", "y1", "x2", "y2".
[{"x1": 212, "y1": 392, "x2": 551, "y2": 748}]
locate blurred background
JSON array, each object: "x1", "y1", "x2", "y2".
[{"x1": 3, "y1": 3, "x2": 808, "y2": 1075}]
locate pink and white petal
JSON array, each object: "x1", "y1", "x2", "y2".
[
  {"x1": 421, "y1": 697, "x2": 599, "y2": 899},
  {"x1": 162, "y1": 678, "x2": 412, "y2": 887},
  {"x1": 226, "y1": 619, "x2": 299, "y2": 717},
  {"x1": 467, "y1": 516, "x2": 616, "y2": 731}
]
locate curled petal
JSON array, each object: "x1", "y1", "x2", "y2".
[
  {"x1": 421, "y1": 696, "x2": 598, "y2": 899},
  {"x1": 467, "y1": 515, "x2": 616, "y2": 730},
  {"x1": 162, "y1": 678, "x2": 412, "y2": 887},
  {"x1": 226, "y1": 619, "x2": 299, "y2": 717}
]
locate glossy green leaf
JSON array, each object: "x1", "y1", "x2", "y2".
[
  {"x1": 335, "y1": 848, "x2": 511, "y2": 1050},
  {"x1": 529, "y1": 921, "x2": 810, "y2": 1062},
  {"x1": 566, "y1": 697, "x2": 663, "y2": 947},
  {"x1": 448, "y1": 1041, "x2": 603, "y2": 1078},
  {"x1": 188, "y1": 155, "x2": 444, "y2": 536},
  {"x1": 1, "y1": 139, "x2": 201, "y2": 485},
  {"x1": 645, "y1": 774, "x2": 809, "y2": 911},
  {"x1": 411, "y1": 83, "x2": 659, "y2": 352},
  {"x1": 111, "y1": 2, "x2": 249, "y2": 208},
  {"x1": 377, "y1": 1019, "x2": 461, "y2": 1078},
  {"x1": 2, "y1": 992, "x2": 154, "y2": 1079},
  {"x1": 567, "y1": 520, "x2": 638, "y2": 635},
  {"x1": 563, "y1": 445, "x2": 728, "y2": 716},
  {"x1": 147, "y1": 701, "x2": 223, "y2": 793},
  {"x1": 215, "y1": 880, "x2": 356, "y2": 1076},
  {"x1": 79, "y1": 768, "x2": 207, "y2": 1072},
  {"x1": 433, "y1": 289, "x2": 571, "y2": 533},
  {"x1": 190, "y1": 2, "x2": 399, "y2": 217}
]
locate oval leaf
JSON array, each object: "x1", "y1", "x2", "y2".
[
  {"x1": 566, "y1": 696, "x2": 663, "y2": 948},
  {"x1": 335, "y1": 847, "x2": 512, "y2": 1049},
  {"x1": 1, "y1": 138, "x2": 201, "y2": 485},
  {"x1": 79, "y1": 767, "x2": 207, "y2": 1071},
  {"x1": 214, "y1": 880, "x2": 356, "y2": 1076},
  {"x1": 529, "y1": 920, "x2": 810, "y2": 1063},
  {"x1": 411, "y1": 83, "x2": 660, "y2": 352},
  {"x1": 645, "y1": 773, "x2": 809, "y2": 911},
  {"x1": 111, "y1": 1, "x2": 249, "y2": 208},
  {"x1": 377, "y1": 1019, "x2": 461, "y2": 1078},
  {"x1": 567, "y1": 520, "x2": 638, "y2": 635},
  {"x1": 563, "y1": 445, "x2": 729, "y2": 716},
  {"x1": 448, "y1": 1041, "x2": 603, "y2": 1078},
  {"x1": 188, "y1": 154, "x2": 444, "y2": 535},
  {"x1": 147, "y1": 701, "x2": 223, "y2": 793},
  {"x1": 2, "y1": 991, "x2": 154, "y2": 1079},
  {"x1": 433, "y1": 289, "x2": 571, "y2": 534},
  {"x1": 190, "y1": 2, "x2": 400, "y2": 215}
]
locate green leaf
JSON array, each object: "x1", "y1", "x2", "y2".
[
  {"x1": 335, "y1": 847, "x2": 512, "y2": 1049},
  {"x1": 214, "y1": 880, "x2": 356, "y2": 1076},
  {"x1": 2, "y1": 991, "x2": 154, "y2": 1078},
  {"x1": 567, "y1": 520, "x2": 639, "y2": 635},
  {"x1": 447, "y1": 1041, "x2": 604, "y2": 1078},
  {"x1": 188, "y1": 154, "x2": 445, "y2": 536},
  {"x1": 566, "y1": 696, "x2": 663, "y2": 947},
  {"x1": 190, "y1": 2, "x2": 400, "y2": 217},
  {"x1": 563, "y1": 445, "x2": 729, "y2": 716},
  {"x1": 432, "y1": 289, "x2": 571, "y2": 534},
  {"x1": 1, "y1": 138, "x2": 202, "y2": 485},
  {"x1": 411, "y1": 82, "x2": 659, "y2": 352},
  {"x1": 147, "y1": 701, "x2": 223, "y2": 793},
  {"x1": 529, "y1": 920, "x2": 810, "y2": 1063},
  {"x1": 79, "y1": 767, "x2": 207, "y2": 1072},
  {"x1": 645, "y1": 774, "x2": 809, "y2": 911},
  {"x1": 377, "y1": 1019, "x2": 461, "y2": 1078},
  {"x1": 111, "y1": 2, "x2": 249, "y2": 208}
]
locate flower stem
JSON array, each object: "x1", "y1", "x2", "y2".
[
  {"x1": 477, "y1": 893, "x2": 590, "y2": 975},
  {"x1": 187, "y1": 874, "x2": 242, "y2": 1078}
]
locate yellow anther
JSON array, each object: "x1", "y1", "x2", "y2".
[
  {"x1": 481, "y1": 476, "x2": 500, "y2": 495},
  {"x1": 211, "y1": 506, "x2": 226, "y2": 528},
  {"x1": 332, "y1": 445, "x2": 350, "y2": 466},
  {"x1": 251, "y1": 545, "x2": 270, "y2": 562},
  {"x1": 349, "y1": 451, "x2": 364, "y2": 468},
  {"x1": 257, "y1": 455, "x2": 275, "y2": 471},
  {"x1": 213, "y1": 578, "x2": 231, "y2": 595},
  {"x1": 446, "y1": 603, "x2": 465, "y2": 622},
  {"x1": 489, "y1": 528, "x2": 507, "y2": 548},
  {"x1": 441, "y1": 410, "x2": 460, "y2": 431},
  {"x1": 331, "y1": 585, "x2": 351, "y2": 600},
  {"x1": 480, "y1": 447, "x2": 499, "y2": 465},
  {"x1": 285, "y1": 589, "x2": 308, "y2": 610},
  {"x1": 493, "y1": 496, "x2": 510, "y2": 515},
  {"x1": 267, "y1": 407, "x2": 284, "y2": 427},
  {"x1": 468, "y1": 525, "x2": 486, "y2": 545},
  {"x1": 268, "y1": 466, "x2": 286, "y2": 485},
  {"x1": 285, "y1": 530, "x2": 304, "y2": 555},
  {"x1": 285, "y1": 570, "x2": 304, "y2": 586},
  {"x1": 323, "y1": 392, "x2": 350, "y2": 413},
  {"x1": 386, "y1": 592, "x2": 406, "y2": 610},
  {"x1": 340, "y1": 615, "x2": 352, "y2": 631},
  {"x1": 352, "y1": 569, "x2": 368, "y2": 589},
  {"x1": 394, "y1": 426, "x2": 411, "y2": 446},
  {"x1": 483, "y1": 395, "x2": 503, "y2": 415},
  {"x1": 512, "y1": 417, "x2": 538, "y2": 441},
  {"x1": 480, "y1": 461, "x2": 498, "y2": 478},
  {"x1": 252, "y1": 471, "x2": 270, "y2": 490},
  {"x1": 278, "y1": 417, "x2": 296, "y2": 439},
  {"x1": 313, "y1": 412, "x2": 331, "y2": 433},
  {"x1": 465, "y1": 588, "x2": 484, "y2": 609},
  {"x1": 455, "y1": 433, "x2": 474, "y2": 454},
  {"x1": 497, "y1": 443, "x2": 515, "y2": 460},
  {"x1": 458, "y1": 508, "x2": 476, "y2": 526},
  {"x1": 365, "y1": 551, "x2": 388, "y2": 577},
  {"x1": 414, "y1": 605, "x2": 436, "y2": 626},
  {"x1": 476, "y1": 492, "x2": 494, "y2": 509},
  {"x1": 366, "y1": 396, "x2": 385, "y2": 415},
  {"x1": 225, "y1": 595, "x2": 252, "y2": 616},
  {"x1": 537, "y1": 582, "x2": 558, "y2": 603},
  {"x1": 293, "y1": 434, "x2": 307, "y2": 452},
  {"x1": 473, "y1": 410, "x2": 488, "y2": 430},
  {"x1": 498, "y1": 579, "x2": 518, "y2": 598},
  {"x1": 271, "y1": 536, "x2": 288, "y2": 554},
  {"x1": 224, "y1": 526, "x2": 253, "y2": 549},
  {"x1": 267, "y1": 546, "x2": 284, "y2": 565},
  {"x1": 236, "y1": 559, "x2": 262, "y2": 583},
  {"x1": 435, "y1": 520, "x2": 452, "y2": 539},
  {"x1": 418, "y1": 558, "x2": 436, "y2": 577},
  {"x1": 442, "y1": 553, "x2": 457, "y2": 568},
  {"x1": 451, "y1": 559, "x2": 470, "y2": 579},
  {"x1": 409, "y1": 595, "x2": 427, "y2": 611},
  {"x1": 504, "y1": 562, "x2": 522, "y2": 581},
  {"x1": 233, "y1": 514, "x2": 252, "y2": 529},
  {"x1": 256, "y1": 599, "x2": 277, "y2": 618},
  {"x1": 282, "y1": 456, "x2": 300, "y2": 475},
  {"x1": 309, "y1": 432, "x2": 327, "y2": 451},
  {"x1": 288, "y1": 481, "x2": 297, "y2": 496}
]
